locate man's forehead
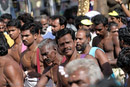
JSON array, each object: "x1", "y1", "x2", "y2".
[
  {"x1": 58, "y1": 34, "x2": 73, "y2": 41},
  {"x1": 53, "y1": 18, "x2": 59, "y2": 23},
  {"x1": 21, "y1": 30, "x2": 31, "y2": 34},
  {"x1": 0, "y1": 22, "x2": 4, "y2": 25}
]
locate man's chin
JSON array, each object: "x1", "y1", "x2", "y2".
[{"x1": 76, "y1": 47, "x2": 82, "y2": 51}]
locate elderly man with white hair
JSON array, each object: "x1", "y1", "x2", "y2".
[{"x1": 65, "y1": 59, "x2": 103, "y2": 87}]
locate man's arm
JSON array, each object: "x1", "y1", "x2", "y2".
[
  {"x1": 115, "y1": 0, "x2": 130, "y2": 17},
  {"x1": 35, "y1": 75, "x2": 48, "y2": 87},
  {"x1": 4, "y1": 63, "x2": 24, "y2": 87},
  {"x1": 95, "y1": 49, "x2": 113, "y2": 77},
  {"x1": 113, "y1": 35, "x2": 121, "y2": 57}
]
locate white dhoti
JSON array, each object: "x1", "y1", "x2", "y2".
[
  {"x1": 24, "y1": 71, "x2": 39, "y2": 87},
  {"x1": 24, "y1": 76, "x2": 39, "y2": 87}
]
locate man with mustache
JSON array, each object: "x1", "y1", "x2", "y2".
[
  {"x1": 20, "y1": 23, "x2": 43, "y2": 87},
  {"x1": 55, "y1": 28, "x2": 97, "y2": 87},
  {"x1": 7, "y1": 19, "x2": 27, "y2": 64},
  {"x1": 76, "y1": 29, "x2": 113, "y2": 77},
  {"x1": 36, "y1": 39, "x2": 63, "y2": 87}
]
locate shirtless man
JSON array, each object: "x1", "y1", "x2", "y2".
[
  {"x1": 76, "y1": 29, "x2": 113, "y2": 77},
  {"x1": 92, "y1": 14, "x2": 121, "y2": 66},
  {"x1": 7, "y1": 19, "x2": 27, "y2": 64},
  {"x1": 20, "y1": 23, "x2": 43, "y2": 87},
  {"x1": 0, "y1": 32, "x2": 24, "y2": 87},
  {"x1": 36, "y1": 39, "x2": 63, "y2": 87},
  {"x1": 55, "y1": 28, "x2": 98, "y2": 87}
]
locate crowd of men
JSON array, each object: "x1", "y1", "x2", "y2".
[{"x1": 0, "y1": 0, "x2": 130, "y2": 87}]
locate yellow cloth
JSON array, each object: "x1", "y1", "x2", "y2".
[
  {"x1": 4, "y1": 33, "x2": 14, "y2": 47},
  {"x1": 81, "y1": 19, "x2": 93, "y2": 25},
  {"x1": 108, "y1": 11, "x2": 119, "y2": 16}
]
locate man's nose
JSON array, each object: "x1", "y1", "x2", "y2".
[{"x1": 71, "y1": 83, "x2": 79, "y2": 87}]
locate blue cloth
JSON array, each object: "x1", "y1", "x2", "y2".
[
  {"x1": 43, "y1": 31, "x2": 55, "y2": 40},
  {"x1": 89, "y1": 47, "x2": 104, "y2": 57}
]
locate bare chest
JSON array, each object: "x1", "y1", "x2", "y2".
[
  {"x1": 21, "y1": 51, "x2": 37, "y2": 70},
  {"x1": 9, "y1": 45, "x2": 22, "y2": 63},
  {"x1": 98, "y1": 37, "x2": 114, "y2": 52}
]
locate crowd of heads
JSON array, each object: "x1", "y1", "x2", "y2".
[{"x1": 0, "y1": 4, "x2": 130, "y2": 86}]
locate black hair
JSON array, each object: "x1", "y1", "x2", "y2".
[
  {"x1": 6, "y1": 19, "x2": 21, "y2": 29},
  {"x1": 118, "y1": 27, "x2": 130, "y2": 45},
  {"x1": 17, "y1": 13, "x2": 34, "y2": 24},
  {"x1": 117, "y1": 47, "x2": 130, "y2": 74},
  {"x1": 0, "y1": 32, "x2": 9, "y2": 56},
  {"x1": 108, "y1": 22, "x2": 118, "y2": 32},
  {"x1": 0, "y1": 18, "x2": 4, "y2": 23},
  {"x1": 34, "y1": 21, "x2": 43, "y2": 34},
  {"x1": 20, "y1": 23, "x2": 39, "y2": 35},
  {"x1": 91, "y1": 14, "x2": 108, "y2": 26},
  {"x1": 74, "y1": 15, "x2": 90, "y2": 29},
  {"x1": 1, "y1": 13, "x2": 12, "y2": 20},
  {"x1": 51, "y1": 15, "x2": 67, "y2": 27},
  {"x1": 55, "y1": 28, "x2": 75, "y2": 44},
  {"x1": 78, "y1": 29, "x2": 91, "y2": 40},
  {"x1": 114, "y1": 8, "x2": 126, "y2": 17},
  {"x1": 112, "y1": 8, "x2": 127, "y2": 24}
]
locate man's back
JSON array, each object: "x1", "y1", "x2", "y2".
[{"x1": 0, "y1": 55, "x2": 24, "y2": 87}]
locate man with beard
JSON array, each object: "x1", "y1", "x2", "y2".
[
  {"x1": 55, "y1": 28, "x2": 98, "y2": 87},
  {"x1": 7, "y1": 19, "x2": 27, "y2": 64},
  {"x1": 20, "y1": 23, "x2": 43, "y2": 87},
  {"x1": 92, "y1": 14, "x2": 121, "y2": 66},
  {"x1": 76, "y1": 29, "x2": 113, "y2": 77}
]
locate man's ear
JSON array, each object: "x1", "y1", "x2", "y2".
[
  {"x1": 18, "y1": 29, "x2": 21, "y2": 34},
  {"x1": 74, "y1": 40, "x2": 77, "y2": 47},
  {"x1": 61, "y1": 25, "x2": 65, "y2": 29},
  {"x1": 87, "y1": 37, "x2": 91, "y2": 43},
  {"x1": 53, "y1": 46, "x2": 57, "y2": 51},
  {"x1": 79, "y1": 25, "x2": 82, "y2": 29},
  {"x1": 34, "y1": 33, "x2": 38, "y2": 40},
  {"x1": 105, "y1": 25, "x2": 108, "y2": 30}
]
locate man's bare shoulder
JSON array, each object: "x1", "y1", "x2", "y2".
[
  {"x1": 3, "y1": 55, "x2": 22, "y2": 78},
  {"x1": 4, "y1": 55, "x2": 21, "y2": 72},
  {"x1": 92, "y1": 36, "x2": 102, "y2": 46},
  {"x1": 21, "y1": 49, "x2": 30, "y2": 58}
]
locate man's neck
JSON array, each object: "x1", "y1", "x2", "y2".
[
  {"x1": 83, "y1": 45, "x2": 91, "y2": 54},
  {"x1": 66, "y1": 48, "x2": 78, "y2": 63},
  {"x1": 28, "y1": 41, "x2": 38, "y2": 51},
  {"x1": 102, "y1": 31, "x2": 109, "y2": 39},
  {"x1": 15, "y1": 35, "x2": 22, "y2": 45}
]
